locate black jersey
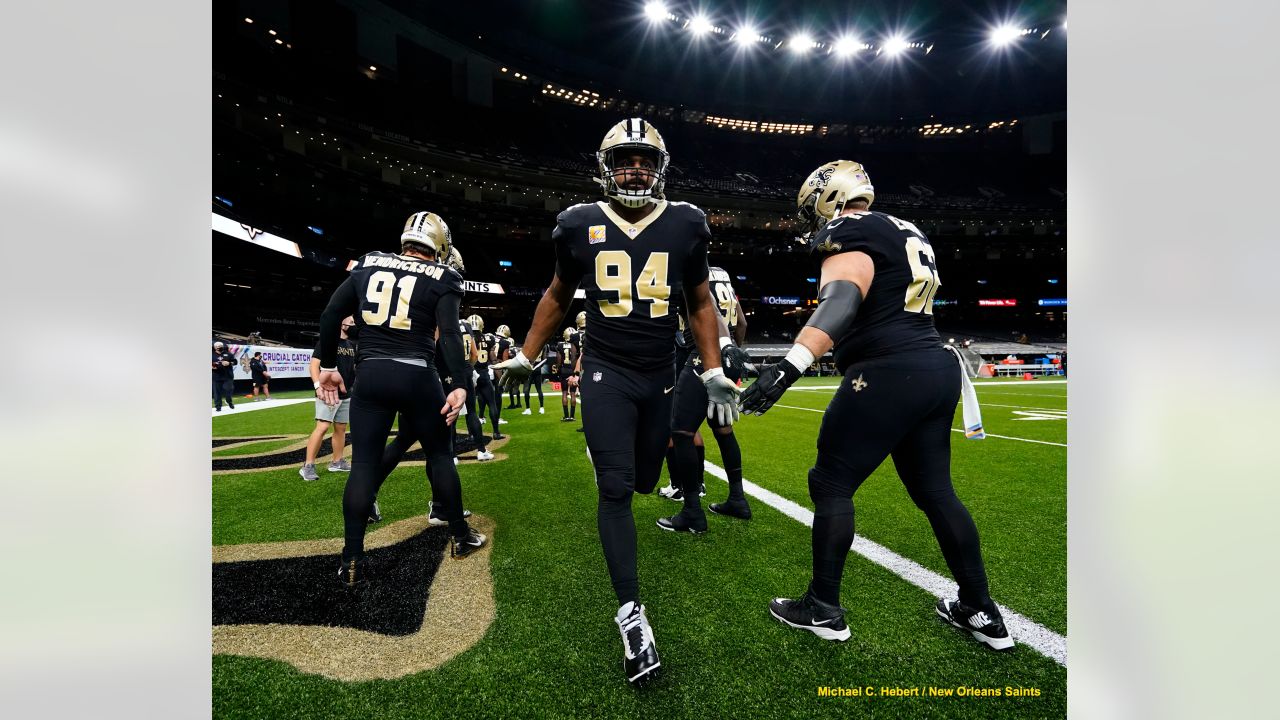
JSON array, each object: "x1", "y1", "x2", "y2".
[
  {"x1": 553, "y1": 200, "x2": 711, "y2": 372},
  {"x1": 674, "y1": 265, "x2": 738, "y2": 350},
  {"x1": 460, "y1": 321, "x2": 479, "y2": 366},
  {"x1": 808, "y1": 211, "x2": 942, "y2": 370},
  {"x1": 347, "y1": 251, "x2": 465, "y2": 363},
  {"x1": 472, "y1": 330, "x2": 495, "y2": 370},
  {"x1": 555, "y1": 339, "x2": 579, "y2": 374}
]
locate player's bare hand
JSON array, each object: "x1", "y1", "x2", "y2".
[
  {"x1": 441, "y1": 388, "x2": 467, "y2": 425},
  {"x1": 316, "y1": 369, "x2": 346, "y2": 406}
]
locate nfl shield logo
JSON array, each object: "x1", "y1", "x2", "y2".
[
  {"x1": 592, "y1": 371, "x2": 602, "y2": 382},
  {"x1": 588, "y1": 225, "x2": 607, "y2": 244}
]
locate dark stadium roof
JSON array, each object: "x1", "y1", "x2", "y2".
[{"x1": 407, "y1": 0, "x2": 1067, "y2": 122}]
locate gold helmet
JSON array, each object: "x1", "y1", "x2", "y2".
[
  {"x1": 563, "y1": 327, "x2": 577, "y2": 341},
  {"x1": 596, "y1": 118, "x2": 669, "y2": 208},
  {"x1": 575, "y1": 311, "x2": 587, "y2": 329},
  {"x1": 795, "y1": 161, "x2": 875, "y2": 241},
  {"x1": 401, "y1": 211, "x2": 452, "y2": 257},
  {"x1": 442, "y1": 245, "x2": 466, "y2": 274},
  {"x1": 495, "y1": 324, "x2": 511, "y2": 339},
  {"x1": 467, "y1": 314, "x2": 484, "y2": 332}
]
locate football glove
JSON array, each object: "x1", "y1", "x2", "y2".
[
  {"x1": 493, "y1": 352, "x2": 533, "y2": 392},
  {"x1": 739, "y1": 361, "x2": 803, "y2": 416},
  {"x1": 720, "y1": 343, "x2": 751, "y2": 383},
  {"x1": 701, "y1": 367, "x2": 741, "y2": 426}
]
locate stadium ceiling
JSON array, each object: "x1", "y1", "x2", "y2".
[{"x1": 408, "y1": 0, "x2": 1067, "y2": 122}]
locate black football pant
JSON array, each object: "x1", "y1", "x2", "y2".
[
  {"x1": 669, "y1": 364, "x2": 744, "y2": 513},
  {"x1": 344, "y1": 360, "x2": 470, "y2": 559},
  {"x1": 524, "y1": 369, "x2": 545, "y2": 409},
  {"x1": 461, "y1": 373, "x2": 487, "y2": 450},
  {"x1": 580, "y1": 358, "x2": 674, "y2": 606},
  {"x1": 212, "y1": 378, "x2": 235, "y2": 409},
  {"x1": 807, "y1": 348, "x2": 993, "y2": 612},
  {"x1": 474, "y1": 371, "x2": 501, "y2": 427}
]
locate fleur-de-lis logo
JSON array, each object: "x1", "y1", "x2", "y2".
[
  {"x1": 851, "y1": 373, "x2": 868, "y2": 392},
  {"x1": 814, "y1": 238, "x2": 843, "y2": 254}
]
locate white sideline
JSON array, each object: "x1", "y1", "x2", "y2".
[
  {"x1": 791, "y1": 380, "x2": 1067, "y2": 390},
  {"x1": 770, "y1": 404, "x2": 1068, "y2": 448},
  {"x1": 211, "y1": 398, "x2": 311, "y2": 417},
  {"x1": 701, "y1": 461, "x2": 1068, "y2": 667}
]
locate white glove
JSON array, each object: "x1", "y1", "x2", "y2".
[
  {"x1": 700, "y1": 367, "x2": 742, "y2": 426},
  {"x1": 493, "y1": 351, "x2": 534, "y2": 391}
]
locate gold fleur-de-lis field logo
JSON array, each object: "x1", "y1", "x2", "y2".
[{"x1": 851, "y1": 374, "x2": 868, "y2": 392}]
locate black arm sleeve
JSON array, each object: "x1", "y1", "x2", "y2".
[
  {"x1": 318, "y1": 277, "x2": 358, "y2": 367},
  {"x1": 805, "y1": 279, "x2": 863, "y2": 341},
  {"x1": 435, "y1": 292, "x2": 469, "y2": 387}
]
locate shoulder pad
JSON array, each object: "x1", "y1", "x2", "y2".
[
  {"x1": 666, "y1": 200, "x2": 707, "y2": 220},
  {"x1": 556, "y1": 202, "x2": 598, "y2": 226}
]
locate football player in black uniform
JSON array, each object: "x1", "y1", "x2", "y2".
[
  {"x1": 458, "y1": 318, "x2": 496, "y2": 461},
  {"x1": 658, "y1": 267, "x2": 752, "y2": 533},
  {"x1": 521, "y1": 341, "x2": 551, "y2": 415},
  {"x1": 316, "y1": 211, "x2": 487, "y2": 587},
  {"x1": 554, "y1": 327, "x2": 580, "y2": 422},
  {"x1": 466, "y1": 314, "x2": 505, "y2": 439},
  {"x1": 571, "y1": 311, "x2": 588, "y2": 432},
  {"x1": 494, "y1": 118, "x2": 740, "y2": 683},
  {"x1": 740, "y1": 161, "x2": 1012, "y2": 651}
]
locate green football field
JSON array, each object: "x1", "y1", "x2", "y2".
[{"x1": 212, "y1": 376, "x2": 1067, "y2": 719}]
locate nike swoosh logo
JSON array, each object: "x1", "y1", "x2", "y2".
[
  {"x1": 812, "y1": 617, "x2": 838, "y2": 626},
  {"x1": 826, "y1": 219, "x2": 845, "y2": 230},
  {"x1": 663, "y1": 386, "x2": 674, "y2": 394}
]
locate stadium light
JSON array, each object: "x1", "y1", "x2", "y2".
[
  {"x1": 644, "y1": 2, "x2": 668, "y2": 22},
  {"x1": 735, "y1": 25, "x2": 760, "y2": 46},
  {"x1": 789, "y1": 32, "x2": 814, "y2": 53},
  {"x1": 990, "y1": 24, "x2": 1021, "y2": 46},
  {"x1": 834, "y1": 35, "x2": 861, "y2": 57},
  {"x1": 689, "y1": 15, "x2": 713, "y2": 35},
  {"x1": 883, "y1": 35, "x2": 909, "y2": 56}
]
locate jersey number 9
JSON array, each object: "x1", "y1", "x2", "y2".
[{"x1": 595, "y1": 251, "x2": 670, "y2": 318}]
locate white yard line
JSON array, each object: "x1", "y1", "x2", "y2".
[
  {"x1": 701, "y1": 461, "x2": 1068, "y2": 666},
  {"x1": 770, "y1": 404, "x2": 1068, "y2": 447},
  {"x1": 211, "y1": 398, "x2": 312, "y2": 417},
  {"x1": 791, "y1": 380, "x2": 1067, "y2": 391}
]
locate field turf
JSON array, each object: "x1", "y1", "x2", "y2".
[{"x1": 212, "y1": 377, "x2": 1067, "y2": 718}]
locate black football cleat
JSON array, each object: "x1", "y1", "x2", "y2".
[
  {"x1": 709, "y1": 499, "x2": 753, "y2": 520},
  {"x1": 450, "y1": 528, "x2": 487, "y2": 559},
  {"x1": 656, "y1": 511, "x2": 707, "y2": 534},
  {"x1": 336, "y1": 555, "x2": 371, "y2": 588},
  {"x1": 428, "y1": 502, "x2": 473, "y2": 527},
  {"x1": 367, "y1": 500, "x2": 382, "y2": 523},
  {"x1": 769, "y1": 590, "x2": 851, "y2": 641},
  {"x1": 935, "y1": 598, "x2": 1016, "y2": 651},
  {"x1": 614, "y1": 602, "x2": 661, "y2": 683}
]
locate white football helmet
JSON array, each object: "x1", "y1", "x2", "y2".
[
  {"x1": 401, "y1": 211, "x2": 452, "y2": 257},
  {"x1": 596, "y1": 118, "x2": 669, "y2": 208},
  {"x1": 795, "y1": 161, "x2": 875, "y2": 242}
]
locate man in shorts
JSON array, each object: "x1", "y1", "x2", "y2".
[{"x1": 301, "y1": 316, "x2": 358, "y2": 481}]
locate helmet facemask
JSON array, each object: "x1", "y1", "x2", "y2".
[{"x1": 598, "y1": 145, "x2": 668, "y2": 208}]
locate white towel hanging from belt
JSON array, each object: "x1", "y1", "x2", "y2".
[{"x1": 944, "y1": 346, "x2": 985, "y2": 440}]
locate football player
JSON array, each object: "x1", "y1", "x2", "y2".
[
  {"x1": 316, "y1": 211, "x2": 487, "y2": 588},
  {"x1": 571, "y1": 311, "x2": 588, "y2": 431},
  {"x1": 657, "y1": 268, "x2": 752, "y2": 532},
  {"x1": 522, "y1": 340, "x2": 551, "y2": 415},
  {"x1": 555, "y1": 327, "x2": 580, "y2": 422},
  {"x1": 466, "y1": 314, "x2": 505, "y2": 439},
  {"x1": 741, "y1": 161, "x2": 1012, "y2": 651},
  {"x1": 494, "y1": 118, "x2": 739, "y2": 683}
]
